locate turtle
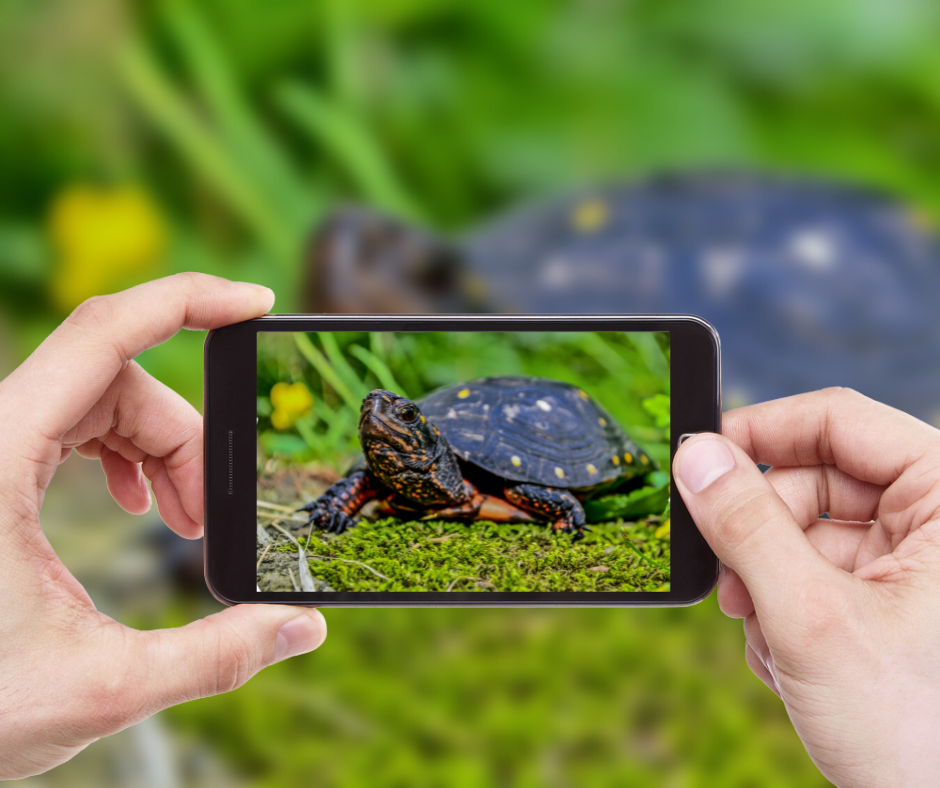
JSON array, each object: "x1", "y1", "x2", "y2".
[
  {"x1": 298, "y1": 376, "x2": 655, "y2": 542},
  {"x1": 303, "y1": 172, "x2": 940, "y2": 423}
]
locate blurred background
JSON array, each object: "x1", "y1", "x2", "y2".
[{"x1": 6, "y1": 0, "x2": 940, "y2": 784}]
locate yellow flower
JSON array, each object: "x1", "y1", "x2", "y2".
[
  {"x1": 48, "y1": 185, "x2": 167, "y2": 311},
  {"x1": 270, "y1": 382, "x2": 314, "y2": 430},
  {"x1": 654, "y1": 518, "x2": 671, "y2": 540}
]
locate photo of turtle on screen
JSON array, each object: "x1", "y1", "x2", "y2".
[{"x1": 256, "y1": 331, "x2": 671, "y2": 593}]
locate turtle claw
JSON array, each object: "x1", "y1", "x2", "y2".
[{"x1": 300, "y1": 503, "x2": 356, "y2": 535}]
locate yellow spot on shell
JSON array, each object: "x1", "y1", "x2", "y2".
[
  {"x1": 457, "y1": 389, "x2": 470, "y2": 399},
  {"x1": 555, "y1": 467, "x2": 565, "y2": 479},
  {"x1": 612, "y1": 455, "x2": 620, "y2": 466},
  {"x1": 511, "y1": 455, "x2": 522, "y2": 467},
  {"x1": 623, "y1": 452, "x2": 633, "y2": 464},
  {"x1": 598, "y1": 417, "x2": 607, "y2": 427},
  {"x1": 420, "y1": 415, "x2": 426, "y2": 423},
  {"x1": 586, "y1": 463, "x2": 597, "y2": 474},
  {"x1": 640, "y1": 455, "x2": 650, "y2": 465},
  {"x1": 571, "y1": 199, "x2": 609, "y2": 233},
  {"x1": 578, "y1": 389, "x2": 589, "y2": 399}
]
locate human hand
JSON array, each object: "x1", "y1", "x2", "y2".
[
  {"x1": 0, "y1": 273, "x2": 326, "y2": 779},
  {"x1": 674, "y1": 388, "x2": 940, "y2": 787}
]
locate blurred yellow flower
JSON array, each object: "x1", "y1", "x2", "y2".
[
  {"x1": 270, "y1": 382, "x2": 314, "y2": 430},
  {"x1": 48, "y1": 185, "x2": 167, "y2": 311},
  {"x1": 654, "y1": 518, "x2": 671, "y2": 540}
]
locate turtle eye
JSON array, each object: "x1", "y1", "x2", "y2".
[{"x1": 399, "y1": 405, "x2": 418, "y2": 423}]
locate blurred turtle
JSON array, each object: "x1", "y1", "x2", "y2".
[{"x1": 304, "y1": 173, "x2": 940, "y2": 422}]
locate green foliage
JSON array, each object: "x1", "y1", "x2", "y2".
[
  {"x1": 583, "y1": 478, "x2": 670, "y2": 522},
  {"x1": 163, "y1": 601, "x2": 829, "y2": 787}
]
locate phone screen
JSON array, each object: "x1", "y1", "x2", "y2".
[{"x1": 255, "y1": 330, "x2": 671, "y2": 595}]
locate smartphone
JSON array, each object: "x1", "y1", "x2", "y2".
[{"x1": 204, "y1": 315, "x2": 720, "y2": 606}]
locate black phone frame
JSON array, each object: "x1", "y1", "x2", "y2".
[{"x1": 205, "y1": 314, "x2": 721, "y2": 607}]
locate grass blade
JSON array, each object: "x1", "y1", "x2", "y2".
[
  {"x1": 274, "y1": 80, "x2": 422, "y2": 220},
  {"x1": 162, "y1": 3, "x2": 323, "y2": 231},
  {"x1": 348, "y1": 343, "x2": 407, "y2": 395},
  {"x1": 318, "y1": 332, "x2": 368, "y2": 400},
  {"x1": 295, "y1": 332, "x2": 361, "y2": 411},
  {"x1": 114, "y1": 40, "x2": 297, "y2": 269}
]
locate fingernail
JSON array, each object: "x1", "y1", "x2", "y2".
[
  {"x1": 717, "y1": 563, "x2": 726, "y2": 583},
  {"x1": 275, "y1": 612, "x2": 326, "y2": 661},
  {"x1": 678, "y1": 439, "x2": 736, "y2": 494}
]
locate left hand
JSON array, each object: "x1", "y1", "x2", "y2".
[{"x1": 0, "y1": 273, "x2": 327, "y2": 779}]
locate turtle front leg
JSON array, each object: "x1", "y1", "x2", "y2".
[
  {"x1": 504, "y1": 483, "x2": 589, "y2": 542},
  {"x1": 297, "y1": 470, "x2": 386, "y2": 534},
  {"x1": 419, "y1": 480, "x2": 485, "y2": 520}
]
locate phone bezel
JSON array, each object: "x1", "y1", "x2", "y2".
[{"x1": 205, "y1": 314, "x2": 721, "y2": 607}]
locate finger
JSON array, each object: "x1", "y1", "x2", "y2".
[
  {"x1": 745, "y1": 642, "x2": 780, "y2": 697},
  {"x1": 805, "y1": 518, "x2": 871, "y2": 572},
  {"x1": 764, "y1": 464, "x2": 884, "y2": 528},
  {"x1": 63, "y1": 361, "x2": 204, "y2": 534},
  {"x1": 743, "y1": 612, "x2": 770, "y2": 667},
  {"x1": 134, "y1": 606, "x2": 327, "y2": 713},
  {"x1": 717, "y1": 565, "x2": 754, "y2": 619},
  {"x1": 100, "y1": 447, "x2": 151, "y2": 515},
  {"x1": 6, "y1": 273, "x2": 273, "y2": 451},
  {"x1": 723, "y1": 388, "x2": 940, "y2": 488},
  {"x1": 717, "y1": 517, "x2": 874, "y2": 620},
  {"x1": 674, "y1": 433, "x2": 838, "y2": 615}
]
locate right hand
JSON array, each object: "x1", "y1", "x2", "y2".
[{"x1": 674, "y1": 388, "x2": 940, "y2": 788}]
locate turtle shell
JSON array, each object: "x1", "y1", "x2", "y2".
[{"x1": 417, "y1": 375, "x2": 652, "y2": 490}]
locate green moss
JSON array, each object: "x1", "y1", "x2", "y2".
[{"x1": 281, "y1": 516, "x2": 669, "y2": 593}]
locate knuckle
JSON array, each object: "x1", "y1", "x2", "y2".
[
  {"x1": 169, "y1": 270, "x2": 210, "y2": 293},
  {"x1": 820, "y1": 386, "x2": 867, "y2": 406},
  {"x1": 709, "y1": 486, "x2": 782, "y2": 554},
  {"x1": 66, "y1": 295, "x2": 117, "y2": 334},
  {"x1": 210, "y1": 626, "x2": 259, "y2": 696}
]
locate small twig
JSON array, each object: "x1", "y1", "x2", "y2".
[
  {"x1": 446, "y1": 575, "x2": 495, "y2": 592},
  {"x1": 257, "y1": 500, "x2": 299, "y2": 512},
  {"x1": 425, "y1": 533, "x2": 462, "y2": 543},
  {"x1": 257, "y1": 511, "x2": 308, "y2": 523},
  {"x1": 270, "y1": 522, "x2": 302, "y2": 546},
  {"x1": 257, "y1": 542, "x2": 273, "y2": 572},
  {"x1": 270, "y1": 523, "x2": 318, "y2": 591},
  {"x1": 305, "y1": 555, "x2": 390, "y2": 580}
]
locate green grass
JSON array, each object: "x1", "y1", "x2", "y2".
[{"x1": 284, "y1": 516, "x2": 670, "y2": 593}]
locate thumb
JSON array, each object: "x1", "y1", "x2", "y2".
[
  {"x1": 134, "y1": 605, "x2": 326, "y2": 710},
  {"x1": 673, "y1": 433, "x2": 832, "y2": 613}
]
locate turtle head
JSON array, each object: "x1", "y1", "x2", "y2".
[
  {"x1": 302, "y1": 207, "x2": 488, "y2": 314},
  {"x1": 358, "y1": 389, "x2": 466, "y2": 504},
  {"x1": 359, "y1": 389, "x2": 441, "y2": 470}
]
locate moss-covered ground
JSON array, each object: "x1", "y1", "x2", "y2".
[{"x1": 265, "y1": 515, "x2": 669, "y2": 593}]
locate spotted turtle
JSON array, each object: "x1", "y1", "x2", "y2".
[
  {"x1": 299, "y1": 376, "x2": 654, "y2": 541},
  {"x1": 304, "y1": 172, "x2": 940, "y2": 422}
]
